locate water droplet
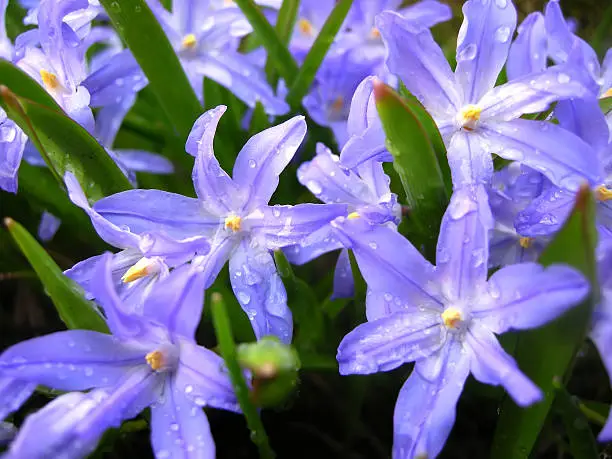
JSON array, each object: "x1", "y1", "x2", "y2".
[
  {"x1": 272, "y1": 208, "x2": 281, "y2": 217},
  {"x1": 248, "y1": 159, "x2": 257, "y2": 168},
  {"x1": 84, "y1": 367, "x2": 93, "y2": 376},
  {"x1": 494, "y1": 26, "x2": 511, "y2": 43},
  {"x1": 185, "y1": 385, "x2": 193, "y2": 394},
  {"x1": 501, "y1": 148, "x2": 523, "y2": 160},
  {"x1": 157, "y1": 450, "x2": 170, "y2": 459},
  {"x1": 556, "y1": 72, "x2": 570, "y2": 84},
  {"x1": 495, "y1": 0, "x2": 507, "y2": 8},
  {"x1": 457, "y1": 43, "x2": 477, "y2": 61},
  {"x1": 170, "y1": 423, "x2": 179, "y2": 431},
  {"x1": 237, "y1": 291, "x2": 251, "y2": 305},
  {"x1": 368, "y1": 241, "x2": 378, "y2": 250},
  {"x1": 307, "y1": 180, "x2": 323, "y2": 195}
]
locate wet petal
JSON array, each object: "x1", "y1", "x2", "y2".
[
  {"x1": 37, "y1": 210, "x2": 61, "y2": 242},
  {"x1": 112, "y1": 149, "x2": 174, "y2": 174},
  {"x1": 515, "y1": 183, "x2": 575, "y2": 237},
  {"x1": 0, "y1": 377, "x2": 35, "y2": 423},
  {"x1": 446, "y1": 131, "x2": 494, "y2": 187},
  {"x1": 331, "y1": 249, "x2": 354, "y2": 300},
  {"x1": 506, "y1": 12, "x2": 547, "y2": 80},
  {"x1": 229, "y1": 241, "x2": 292, "y2": 343},
  {"x1": 0, "y1": 118, "x2": 27, "y2": 194}
]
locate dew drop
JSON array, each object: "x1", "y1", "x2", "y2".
[
  {"x1": 237, "y1": 291, "x2": 251, "y2": 305},
  {"x1": 495, "y1": 0, "x2": 507, "y2": 8},
  {"x1": 170, "y1": 423, "x2": 179, "y2": 431},
  {"x1": 494, "y1": 26, "x2": 511, "y2": 43},
  {"x1": 368, "y1": 241, "x2": 378, "y2": 250},
  {"x1": 184, "y1": 385, "x2": 193, "y2": 394},
  {"x1": 248, "y1": 159, "x2": 257, "y2": 168},
  {"x1": 556, "y1": 72, "x2": 570, "y2": 84},
  {"x1": 84, "y1": 367, "x2": 94, "y2": 376},
  {"x1": 307, "y1": 180, "x2": 323, "y2": 195},
  {"x1": 457, "y1": 43, "x2": 477, "y2": 61}
]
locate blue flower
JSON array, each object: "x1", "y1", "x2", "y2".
[
  {"x1": 88, "y1": 106, "x2": 346, "y2": 342},
  {"x1": 63, "y1": 171, "x2": 210, "y2": 313},
  {"x1": 488, "y1": 163, "x2": 550, "y2": 267},
  {"x1": 0, "y1": 253, "x2": 239, "y2": 459},
  {"x1": 332, "y1": 185, "x2": 588, "y2": 458},
  {"x1": 147, "y1": 0, "x2": 288, "y2": 114},
  {"x1": 378, "y1": 0, "x2": 600, "y2": 190}
]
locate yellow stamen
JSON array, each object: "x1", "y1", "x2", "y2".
[
  {"x1": 40, "y1": 69, "x2": 60, "y2": 90},
  {"x1": 459, "y1": 104, "x2": 482, "y2": 131},
  {"x1": 224, "y1": 215, "x2": 242, "y2": 232},
  {"x1": 441, "y1": 307, "x2": 462, "y2": 329},
  {"x1": 122, "y1": 258, "x2": 155, "y2": 283},
  {"x1": 145, "y1": 351, "x2": 164, "y2": 371},
  {"x1": 602, "y1": 88, "x2": 612, "y2": 99},
  {"x1": 331, "y1": 96, "x2": 344, "y2": 113},
  {"x1": 224, "y1": 0, "x2": 235, "y2": 5},
  {"x1": 182, "y1": 33, "x2": 197, "y2": 49},
  {"x1": 519, "y1": 237, "x2": 533, "y2": 249},
  {"x1": 596, "y1": 185, "x2": 612, "y2": 201},
  {"x1": 370, "y1": 27, "x2": 381, "y2": 39},
  {"x1": 298, "y1": 18, "x2": 314, "y2": 36},
  {"x1": 347, "y1": 212, "x2": 360, "y2": 220}
]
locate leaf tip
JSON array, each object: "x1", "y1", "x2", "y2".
[
  {"x1": 574, "y1": 182, "x2": 593, "y2": 212},
  {"x1": 3, "y1": 217, "x2": 15, "y2": 229},
  {"x1": 372, "y1": 77, "x2": 393, "y2": 102}
]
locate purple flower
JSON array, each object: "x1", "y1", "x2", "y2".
[
  {"x1": 333, "y1": 185, "x2": 588, "y2": 458},
  {"x1": 147, "y1": 0, "x2": 288, "y2": 114},
  {"x1": 63, "y1": 172, "x2": 210, "y2": 312},
  {"x1": 377, "y1": 0, "x2": 600, "y2": 190},
  {"x1": 0, "y1": 253, "x2": 239, "y2": 459},
  {"x1": 488, "y1": 163, "x2": 550, "y2": 267},
  {"x1": 298, "y1": 1, "x2": 451, "y2": 147},
  {"x1": 89, "y1": 106, "x2": 346, "y2": 342}
]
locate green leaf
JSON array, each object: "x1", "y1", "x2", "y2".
[
  {"x1": 4, "y1": 217, "x2": 109, "y2": 333},
  {"x1": 0, "y1": 60, "x2": 59, "y2": 109},
  {"x1": 210, "y1": 292, "x2": 276, "y2": 459},
  {"x1": 285, "y1": 0, "x2": 353, "y2": 109},
  {"x1": 99, "y1": 0, "x2": 202, "y2": 142},
  {"x1": 374, "y1": 80, "x2": 451, "y2": 260},
  {"x1": 491, "y1": 186, "x2": 598, "y2": 459},
  {"x1": 600, "y1": 95, "x2": 612, "y2": 119},
  {"x1": 233, "y1": 0, "x2": 299, "y2": 85},
  {"x1": 265, "y1": 0, "x2": 300, "y2": 83},
  {"x1": 0, "y1": 85, "x2": 132, "y2": 201},
  {"x1": 579, "y1": 400, "x2": 609, "y2": 426},
  {"x1": 553, "y1": 383, "x2": 599, "y2": 459}
]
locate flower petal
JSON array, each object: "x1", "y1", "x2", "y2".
[
  {"x1": 0, "y1": 330, "x2": 146, "y2": 390},
  {"x1": 331, "y1": 248, "x2": 354, "y2": 300},
  {"x1": 397, "y1": 0, "x2": 452, "y2": 29},
  {"x1": 150, "y1": 375, "x2": 215, "y2": 459},
  {"x1": 337, "y1": 309, "x2": 445, "y2": 375},
  {"x1": 143, "y1": 264, "x2": 207, "y2": 339},
  {"x1": 282, "y1": 224, "x2": 344, "y2": 265},
  {"x1": 192, "y1": 51, "x2": 288, "y2": 115},
  {"x1": 186, "y1": 106, "x2": 240, "y2": 214},
  {"x1": 481, "y1": 119, "x2": 601, "y2": 191},
  {"x1": 515, "y1": 183, "x2": 575, "y2": 237},
  {"x1": 474, "y1": 262, "x2": 588, "y2": 333},
  {"x1": 377, "y1": 10, "x2": 461, "y2": 117},
  {"x1": 446, "y1": 131, "x2": 494, "y2": 186},
  {"x1": 506, "y1": 12, "x2": 547, "y2": 80},
  {"x1": 112, "y1": 149, "x2": 175, "y2": 174},
  {"x1": 331, "y1": 217, "x2": 441, "y2": 310},
  {"x1": 175, "y1": 339, "x2": 240, "y2": 413},
  {"x1": 249, "y1": 203, "x2": 348, "y2": 249},
  {"x1": 466, "y1": 323, "x2": 541, "y2": 407},
  {"x1": 37, "y1": 210, "x2": 61, "y2": 242},
  {"x1": 555, "y1": 97, "x2": 610, "y2": 153},
  {"x1": 0, "y1": 118, "x2": 27, "y2": 194},
  {"x1": 229, "y1": 241, "x2": 292, "y2": 343},
  {"x1": 455, "y1": 0, "x2": 517, "y2": 104},
  {"x1": 94, "y1": 189, "x2": 217, "y2": 240},
  {"x1": 479, "y1": 65, "x2": 591, "y2": 120},
  {"x1": 393, "y1": 338, "x2": 470, "y2": 458},
  {"x1": 64, "y1": 171, "x2": 141, "y2": 249},
  {"x1": 233, "y1": 116, "x2": 306, "y2": 210},
  {"x1": 0, "y1": 377, "x2": 35, "y2": 423},
  {"x1": 435, "y1": 184, "x2": 493, "y2": 301}
]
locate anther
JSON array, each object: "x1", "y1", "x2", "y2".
[
  {"x1": 298, "y1": 19, "x2": 314, "y2": 36},
  {"x1": 224, "y1": 215, "x2": 242, "y2": 232},
  {"x1": 40, "y1": 69, "x2": 60, "y2": 90},
  {"x1": 182, "y1": 33, "x2": 197, "y2": 49},
  {"x1": 596, "y1": 185, "x2": 612, "y2": 201},
  {"x1": 122, "y1": 257, "x2": 159, "y2": 283},
  {"x1": 519, "y1": 237, "x2": 533, "y2": 249},
  {"x1": 458, "y1": 104, "x2": 482, "y2": 131},
  {"x1": 145, "y1": 351, "x2": 164, "y2": 371},
  {"x1": 347, "y1": 212, "x2": 360, "y2": 220},
  {"x1": 441, "y1": 307, "x2": 462, "y2": 329}
]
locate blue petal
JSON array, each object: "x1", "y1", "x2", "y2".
[
  {"x1": 475, "y1": 262, "x2": 588, "y2": 333},
  {"x1": 175, "y1": 339, "x2": 240, "y2": 413},
  {"x1": 435, "y1": 185, "x2": 493, "y2": 301},
  {"x1": 377, "y1": 10, "x2": 461, "y2": 118},
  {"x1": 331, "y1": 249, "x2": 354, "y2": 300},
  {"x1": 37, "y1": 210, "x2": 61, "y2": 241},
  {"x1": 506, "y1": 12, "x2": 547, "y2": 80},
  {"x1": 446, "y1": 131, "x2": 494, "y2": 186},
  {"x1": 0, "y1": 330, "x2": 146, "y2": 390},
  {"x1": 481, "y1": 119, "x2": 601, "y2": 191},
  {"x1": 556, "y1": 97, "x2": 610, "y2": 152},
  {"x1": 143, "y1": 264, "x2": 207, "y2": 339},
  {"x1": 455, "y1": 0, "x2": 517, "y2": 104},
  {"x1": 396, "y1": 0, "x2": 452, "y2": 29},
  {"x1": 331, "y1": 217, "x2": 441, "y2": 310},
  {"x1": 112, "y1": 149, "x2": 175, "y2": 174},
  {"x1": 229, "y1": 241, "x2": 292, "y2": 343},
  {"x1": 515, "y1": 183, "x2": 575, "y2": 237},
  {"x1": 337, "y1": 309, "x2": 445, "y2": 375},
  {"x1": 0, "y1": 377, "x2": 35, "y2": 424},
  {"x1": 393, "y1": 338, "x2": 470, "y2": 458},
  {"x1": 466, "y1": 323, "x2": 541, "y2": 407},
  {"x1": 150, "y1": 375, "x2": 215, "y2": 459},
  {"x1": 283, "y1": 224, "x2": 344, "y2": 265},
  {"x1": 233, "y1": 115, "x2": 306, "y2": 210},
  {"x1": 0, "y1": 117, "x2": 27, "y2": 194}
]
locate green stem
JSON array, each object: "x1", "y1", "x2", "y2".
[{"x1": 211, "y1": 293, "x2": 276, "y2": 459}]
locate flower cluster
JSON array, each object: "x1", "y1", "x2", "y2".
[{"x1": 0, "y1": 0, "x2": 611, "y2": 458}]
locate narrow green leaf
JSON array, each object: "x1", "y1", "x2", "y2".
[
  {"x1": 286, "y1": 0, "x2": 353, "y2": 109},
  {"x1": 233, "y1": 0, "x2": 299, "y2": 85},
  {"x1": 99, "y1": 0, "x2": 202, "y2": 141},
  {"x1": 491, "y1": 186, "x2": 598, "y2": 459},
  {"x1": 579, "y1": 400, "x2": 609, "y2": 426},
  {"x1": 553, "y1": 383, "x2": 599, "y2": 459},
  {"x1": 374, "y1": 80, "x2": 451, "y2": 260},
  {"x1": 210, "y1": 292, "x2": 276, "y2": 459},
  {"x1": 0, "y1": 85, "x2": 132, "y2": 201},
  {"x1": 265, "y1": 0, "x2": 300, "y2": 83},
  {"x1": 600, "y1": 95, "x2": 612, "y2": 118},
  {"x1": 249, "y1": 101, "x2": 271, "y2": 137},
  {"x1": 4, "y1": 217, "x2": 109, "y2": 333}
]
